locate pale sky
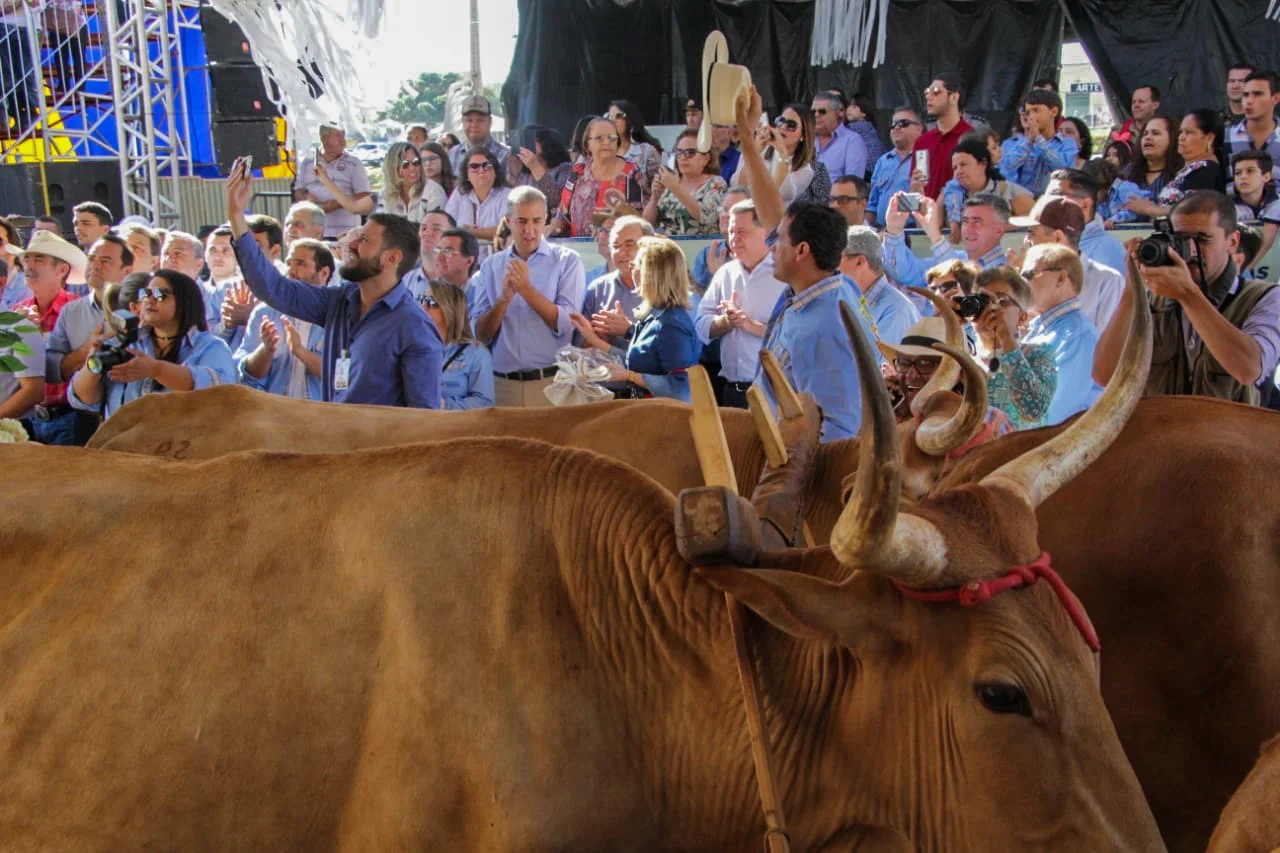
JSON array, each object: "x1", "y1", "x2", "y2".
[{"x1": 364, "y1": 0, "x2": 520, "y2": 106}]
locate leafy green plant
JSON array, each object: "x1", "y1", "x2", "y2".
[{"x1": 0, "y1": 310, "x2": 40, "y2": 376}]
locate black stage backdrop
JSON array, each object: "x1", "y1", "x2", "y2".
[{"x1": 501, "y1": 0, "x2": 1277, "y2": 142}]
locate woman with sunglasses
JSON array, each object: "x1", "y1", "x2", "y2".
[
  {"x1": 604, "y1": 99, "x2": 663, "y2": 186},
  {"x1": 376, "y1": 142, "x2": 446, "y2": 224},
  {"x1": 731, "y1": 104, "x2": 830, "y2": 205},
  {"x1": 569, "y1": 235, "x2": 698, "y2": 401},
  {"x1": 444, "y1": 148, "x2": 511, "y2": 260},
  {"x1": 969, "y1": 265, "x2": 1056, "y2": 430},
  {"x1": 642, "y1": 127, "x2": 727, "y2": 236},
  {"x1": 419, "y1": 282, "x2": 493, "y2": 410},
  {"x1": 68, "y1": 269, "x2": 236, "y2": 419},
  {"x1": 549, "y1": 117, "x2": 645, "y2": 238},
  {"x1": 0, "y1": 217, "x2": 31, "y2": 309}
]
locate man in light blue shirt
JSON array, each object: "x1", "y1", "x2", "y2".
[
  {"x1": 882, "y1": 192, "x2": 1012, "y2": 311},
  {"x1": 866, "y1": 107, "x2": 924, "y2": 227},
  {"x1": 401, "y1": 210, "x2": 457, "y2": 300},
  {"x1": 839, "y1": 225, "x2": 920, "y2": 346},
  {"x1": 696, "y1": 199, "x2": 788, "y2": 408},
  {"x1": 812, "y1": 93, "x2": 868, "y2": 183},
  {"x1": 1000, "y1": 90, "x2": 1078, "y2": 196},
  {"x1": 1045, "y1": 169, "x2": 1128, "y2": 273},
  {"x1": 578, "y1": 216, "x2": 653, "y2": 349},
  {"x1": 1021, "y1": 243, "x2": 1102, "y2": 424},
  {"x1": 759, "y1": 201, "x2": 872, "y2": 441},
  {"x1": 472, "y1": 186, "x2": 585, "y2": 407}
]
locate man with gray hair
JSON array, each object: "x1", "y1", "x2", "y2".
[
  {"x1": 881, "y1": 192, "x2": 1013, "y2": 298},
  {"x1": 839, "y1": 225, "x2": 920, "y2": 345},
  {"x1": 283, "y1": 201, "x2": 326, "y2": 249},
  {"x1": 471, "y1": 186, "x2": 585, "y2": 407},
  {"x1": 577, "y1": 215, "x2": 654, "y2": 350},
  {"x1": 160, "y1": 230, "x2": 205, "y2": 280},
  {"x1": 695, "y1": 198, "x2": 788, "y2": 407},
  {"x1": 812, "y1": 91, "x2": 868, "y2": 183}
]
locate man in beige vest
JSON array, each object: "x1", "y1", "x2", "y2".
[{"x1": 1094, "y1": 191, "x2": 1280, "y2": 405}]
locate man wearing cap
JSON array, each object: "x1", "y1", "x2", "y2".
[
  {"x1": 449, "y1": 95, "x2": 511, "y2": 177},
  {"x1": 1013, "y1": 195, "x2": 1123, "y2": 332},
  {"x1": 684, "y1": 99, "x2": 703, "y2": 131},
  {"x1": 294, "y1": 124, "x2": 373, "y2": 240},
  {"x1": 12, "y1": 229, "x2": 92, "y2": 445},
  {"x1": 840, "y1": 225, "x2": 919, "y2": 346}
]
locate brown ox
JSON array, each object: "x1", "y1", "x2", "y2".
[
  {"x1": 0, "y1": 282, "x2": 1163, "y2": 850},
  {"x1": 1207, "y1": 733, "x2": 1280, "y2": 853}
]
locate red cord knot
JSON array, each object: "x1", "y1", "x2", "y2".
[{"x1": 958, "y1": 580, "x2": 991, "y2": 607}]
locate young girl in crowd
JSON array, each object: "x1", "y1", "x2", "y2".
[{"x1": 1084, "y1": 158, "x2": 1146, "y2": 226}]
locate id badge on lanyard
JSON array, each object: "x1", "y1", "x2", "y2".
[{"x1": 334, "y1": 349, "x2": 351, "y2": 391}]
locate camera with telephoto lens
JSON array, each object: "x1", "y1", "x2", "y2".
[
  {"x1": 1136, "y1": 217, "x2": 1193, "y2": 267},
  {"x1": 955, "y1": 292, "x2": 991, "y2": 319},
  {"x1": 86, "y1": 311, "x2": 140, "y2": 375}
]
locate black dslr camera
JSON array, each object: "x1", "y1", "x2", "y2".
[
  {"x1": 955, "y1": 292, "x2": 991, "y2": 319},
  {"x1": 86, "y1": 311, "x2": 140, "y2": 374},
  {"x1": 1136, "y1": 217, "x2": 1193, "y2": 267}
]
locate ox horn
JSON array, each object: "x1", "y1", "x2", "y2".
[
  {"x1": 914, "y1": 341, "x2": 990, "y2": 457},
  {"x1": 905, "y1": 286, "x2": 967, "y2": 414},
  {"x1": 830, "y1": 301, "x2": 947, "y2": 584},
  {"x1": 980, "y1": 253, "x2": 1152, "y2": 509}
]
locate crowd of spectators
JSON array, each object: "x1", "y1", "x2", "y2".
[{"x1": 3, "y1": 63, "x2": 1280, "y2": 446}]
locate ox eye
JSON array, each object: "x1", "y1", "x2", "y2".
[{"x1": 974, "y1": 681, "x2": 1032, "y2": 717}]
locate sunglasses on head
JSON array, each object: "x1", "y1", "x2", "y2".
[
  {"x1": 399, "y1": 158, "x2": 422, "y2": 169},
  {"x1": 890, "y1": 118, "x2": 919, "y2": 129},
  {"x1": 140, "y1": 286, "x2": 172, "y2": 302},
  {"x1": 467, "y1": 161, "x2": 494, "y2": 172},
  {"x1": 773, "y1": 116, "x2": 800, "y2": 132}
]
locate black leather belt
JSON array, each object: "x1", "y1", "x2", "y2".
[
  {"x1": 494, "y1": 367, "x2": 557, "y2": 381},
  {"x1": 33, "y1": 403, "x2": 74, "y2": 421},
  {"x1": 726, "y1": 381, "x2": 753, "y2": 391}
]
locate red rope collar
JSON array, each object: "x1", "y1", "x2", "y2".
[{"x1": 891, "y1": 552, "x2": 1101, "y2": 652}]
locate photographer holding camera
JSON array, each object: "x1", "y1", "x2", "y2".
[
  {"x1": 68, "y1": 270, "x2": 237, "y2": 419},
  {"x1": 1093, "y1": 190, "x2": 1280, "y2": 405},
  {"x1": 971, "y1": 265, "x2": 1057, "y2": 430}
]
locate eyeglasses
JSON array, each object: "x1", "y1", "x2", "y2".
[
  {"x1": 830, "y1": 194, "x2": 865, "y2": 205},
  {"x1": 773, "y1": 116, "x2": 800, "y2": 132},
  {"x1": 1022, "y1": 267, "x2": 1060, "y2": 280},
  {"x1": 589, "y1": 134, "x2": 620, "y2": 145},
  {"x1": 893, "y1": 357, "x2": 940, "y2": 375},
  {"x1": 467, "y1": 161, "x2": 494, "y2": 172},
  {"x1": 674, "y1": 147, "x2": 700, "y2": 159},
  {"x1": 421, "y1": 154, "x2": 440, "y2": 164},
  {"x1": 986, "y1": 293, "x2": 1019, "y2": 309},
  {"x1": 418, "y1": 294, "x2": 440, "y2": 309},
  {"x1": 140, "y1": 286, "x2": 173, "y2": 302},
  {"x1": 927, "y1": 279, "x2": 960, "y2": 294},
  {"x1": 399, "y1": 158, "x2": 422, "y2": 169},
  {"x1": 924, "y1": 86, "x2": 948, "y2": 97},
  {"x1": 432, "y1": 247, "x2": 458, "y2": 258},
  {"x1": 605, "y1": 111, "x2": 626, "y2": 121},
  {"x1": 890, "y1": 119, "x2": 920, "y2": 129}
]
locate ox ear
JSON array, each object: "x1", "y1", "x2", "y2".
[{"x1": 698, "y1": 566, "x2": 908, "y2": 654}]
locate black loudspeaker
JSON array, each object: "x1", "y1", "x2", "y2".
[
  {"x1": 211, "y1": 119, "x2": 279, "y2": 173},
  {"x1": 200, "y1": 6, "x2": 253, "y2": 65},
  {"x1": 208, "y1": 65, "x2": 279, "y2": 121},
  {"x1": 0, "y1": 162, "x2": 124, "y2": 232}
]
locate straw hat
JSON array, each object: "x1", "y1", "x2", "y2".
[
  {"x1": 23, "y1": 230, "x2": 88, "y2": 276},
  {"x1": 877, "y1": 316, "x2": 949, "y2": 362},
  {"x1": 697, "y1": 30, "x2": 752, "y2": 154}
]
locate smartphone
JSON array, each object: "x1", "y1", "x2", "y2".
[
  {"x1": 899, "y1": 193, "x2": 923, "y2": 213},
  {"x1": 231, "y1": 155, "x2": 253, "y2": 177},
  {"x1": 913, "y1": 150, "x2": 929, "y2": 181}
]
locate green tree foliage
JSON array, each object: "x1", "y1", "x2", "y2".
[
  {"x1": 377, "y1": 72, "x2": 504, "y2": 125},
  {"x1": 0, "y1": 311, "x2": 39, "y2": 375}
]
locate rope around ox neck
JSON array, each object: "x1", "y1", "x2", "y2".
[{"x1": 891, "y1": 552, "x2": 1101, "y2": 652}]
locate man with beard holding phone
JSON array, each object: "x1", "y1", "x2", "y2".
[{"x1": 227, "y1": 157, "x2": 443, "y2": 408}]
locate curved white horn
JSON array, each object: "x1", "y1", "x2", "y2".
[
  {"x1": 906, "y1": 286, "x2": 964, "y2": 415},
  {"x1": 914, "y1": 342, "x2": 989, "y2": 457}
]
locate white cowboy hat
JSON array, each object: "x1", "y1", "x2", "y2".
[
  {"x1": 697, "y1": 30, "x2": 752, "y2": 154},
  {"x1": 877, "y1": 316, "x2": 949, "y2": 362},
  {"x1": 23, "y1": 229, "x2": 88, "y2": 276}
]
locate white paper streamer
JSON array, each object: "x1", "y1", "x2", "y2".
[{"x1": 810, "y1": 0, "x2": 891, "y2": 67}]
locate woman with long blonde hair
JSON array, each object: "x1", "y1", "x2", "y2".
[
  {"x1": 420, "y1": 281, "x2": 493, "y2": 410},
  {"x1": 377, "y1": 142, "x2": 446, "y2": 223},
  {"x1": 570, "y1": 235, "x2": 698, "y2": 401}
]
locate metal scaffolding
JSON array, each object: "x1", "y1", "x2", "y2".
[{"x1": 1, "y1": 0, "x2": 200, "y2": 227}]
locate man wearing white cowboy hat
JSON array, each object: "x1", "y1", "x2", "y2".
[
  {"x1": 11, "y1": 229, "x2": 95, "y2": 445},
  {"x1": 877, "y1": 315, "x2": 950, "y2": 417}
]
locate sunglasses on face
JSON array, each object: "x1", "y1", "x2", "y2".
[
  {"x1": 924, "y1": 86, "x2": 947, "y2": 97},
  {"x1": 893, "y1": 357, "x2": 939, "y2": 375},
  {"x1": 890, "y1": 119, "x2": 919, "y2": 129},
  {"x1": 399, "y1": 158, "x2": 422, "y2": 169},
  {"x1": 418, "y1": 294, "x2": 440, "y2": 309},
  {"x1": 812, "y1": 107, "x2": 831, "y2": 115},
  {"x1": 605, "y1": 111, "x2": 626, "y2": 121},
  {"x1": 773, "y1": 116, "x2": 800, "y2": 132},
  {"x1": 674, "y1": 148, "x2": 701, "y2": 159},
  {"x1": 928, "y1": 280, "x2": 959, "y2": 294},
  {"x1": 140, "y1": 286, "x2": 173, "y2": 302},
  {"x1": 467, "y1": 161, "x2": 494, "y2": 172}
]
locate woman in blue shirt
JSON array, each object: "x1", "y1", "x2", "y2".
[
  {"x1": 69, "y1": 270, "x2": 236, "y2": 419},
  {"x1": 570, "y1": 236, "x2": 698, "y2": 401},
  {"x1": 420, "y1": 281, "x2": 494, "y2": 410}
]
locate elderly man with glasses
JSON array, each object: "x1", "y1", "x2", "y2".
[{"x1": 811, "y1": 91, "x2": 868, "y2": 187}]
